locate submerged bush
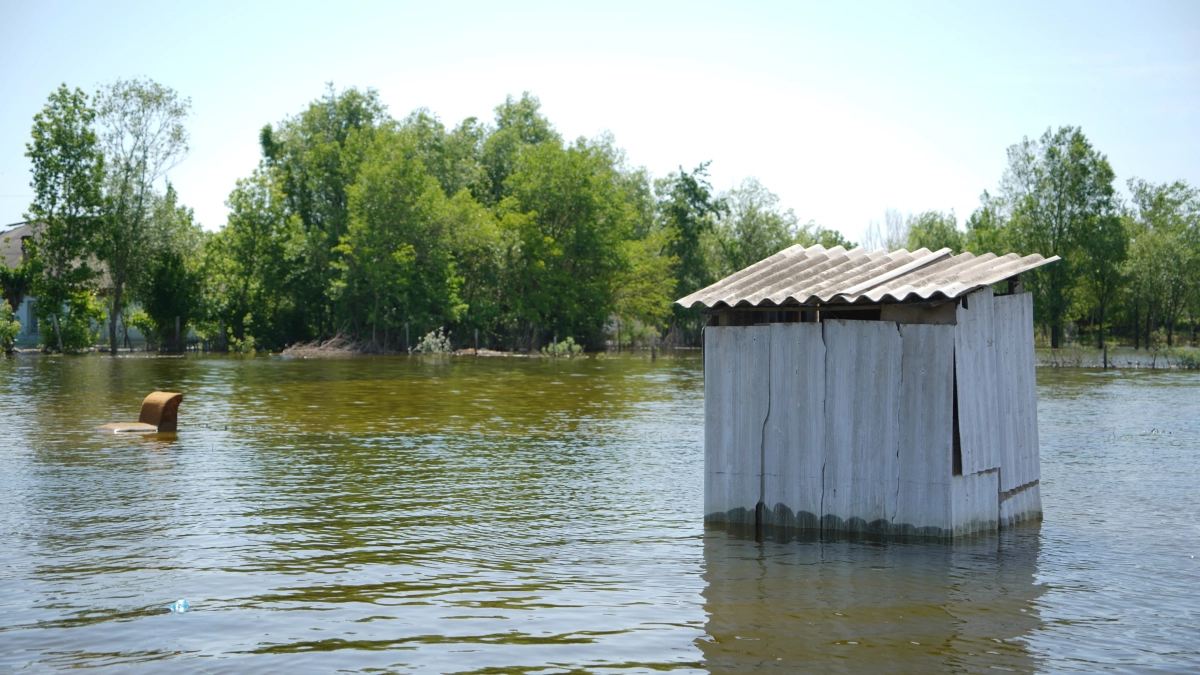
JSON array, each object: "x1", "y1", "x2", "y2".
[
  {"x1": 412, "y1": 327, "x2": 453, "y2": 354},
  {"x1": 1169, "y1": 349, "x2": 1200, "y2": 370},
  {"x1": 542, "y1": 336, "x2": 583, "y2": 357},
  {"x1": 0, "y1": 304, "x2": 20, "y2": 353}
]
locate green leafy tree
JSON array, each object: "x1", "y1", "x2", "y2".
[
  {"x1": 712, "y1": 177, "x2": 802, "y2": 274},
  {"x1": 260, "y1": 84, "x2": 388, "y2": 339},
  {"x1": 24, "y1": 84, "x2": 105, "y2": 353},
  {"x1": 906, "y1": 210, "x2": 964, "y2": 253},
  {"x1": 400, "y1": 109, "x2": 485, "y2": 198},
  {"x1": 335, "y1": 129, "x2": 463, "y2": 350},
  {"x1": 1074, "y1": 210, "x2": 1126, "y2": 348},
  {"x1": 129, "y1": 186, "x2": 206, "y2": 350},
  {"x1": 205, "y1": 169, "x2": 299, "y2": 350},
  {"x1": 614, "y1": 226, "x2": 678, "y2": 336},
  {"x1": 0, "y1": 302, "x2": 19, "y2": 354},
  {"x1": 500, "y1": 138, "x2": 634, "y2": 345},
  {"x1": 1125, "y1": 178, "x2": 1200, "y2": 347},
  {"x1": 1002, "y1": 126, "x2": 1116, "y2": 348},
  {"x1": 480, "y1": 92, "x2": 560, "y2": 206},
  {"x1": 656, "y1": 163, "x2": 725, "y2": 345},
  {"x1": 0, "y1": 232, "x2": 36, "y2": 314},
  {"x1": 96, "y1": 77, "x2": 191, "y2": 354},
  {"x1": 964, "y1": 191, "x2": 1009, "y2": 255},
  {"x1": 441, "y1": 189, "x2": 508, "y2": 346}
]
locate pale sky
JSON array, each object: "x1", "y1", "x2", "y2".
[{"x1": 1, "y1": 1, "x2": 1197, "y2": 243}]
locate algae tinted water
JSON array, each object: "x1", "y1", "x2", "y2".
[{"x1": 0, "y1": 355, "x2": 1197, "y2": 673}]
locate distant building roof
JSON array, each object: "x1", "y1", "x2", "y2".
[
  {"x1": 0, "y1": 222, "x2": 35, "y2": 270},
  {"x1": 676, "y1": 245, "x2": 1060, "y2": 309}
]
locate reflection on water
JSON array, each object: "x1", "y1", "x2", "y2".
[
  {"x1": 700, "y1": 526, "x2": 1044, "y2": 673},
  {"x1": 1, "y1": 355, "x2": 1198, "y2": 673}
]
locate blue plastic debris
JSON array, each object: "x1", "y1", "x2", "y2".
[{"x1": 166, "y1": 599, "x2": 190, "y2": 613}]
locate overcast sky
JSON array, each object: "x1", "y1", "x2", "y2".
[{"x1": 1, "y1": 0, "x2": 1197, "y2": 242}]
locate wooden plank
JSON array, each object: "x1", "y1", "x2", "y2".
[
  {"x1": 951, "y1": 469, "x2": 999, "y2": 537},
  {"x1": 822, "y1": 319, "x2": 902, "y2": 535},
  {"x1": 894, "y1": 323, "x2": 955, "y2": 536},
  {"x1": 704, "y1": 326, "x2": 770, "y2": 524},
  {"x1": 762, "y1": 322, "x2": 825, "y2": 531},
  {"x1": 955, "y1": 288, "x2": 1001, "y2": 475}
]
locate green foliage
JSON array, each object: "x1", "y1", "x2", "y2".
[
  {"x1": 1002, "y1": 126, "x2": 1118, "y2": 347},
  {"x1": 259, "y1": 84, "x2": 388, "y2": 340},
  {"x1": 0, "y1": 303, "x2": 20, "y2": 353},
  {"x1": 711, "y1": 177, "x2": 801, "y2": 274},
  {"x1": 542, "y1": 335, "x2": 583, "y2": 357},
  {"x1": 1124, "y1": 178, "x2": 1200, "y2": 347},
  {"x1": 480, "y1": 92, "x2": 561, "y2": 206},
  {"x1": 129, "y1": 186, "x2": 206, "y2": 350},
  {"x1": 96, "y1": 77, "x2": 192, "y2": 353},
  {"x1": 411, "y1": 327, "x2": 453, "y2": 354},
  {"x1": 205, "y1": 168, "x2": 299, "y2": 349},
  {"x1": 0, "y1": 242, "x2": 36, "y2": 314},
  {"x1": 25, "y1": 84, "x2": 105, "y2": 352},
  {"x1": 657, "y1": 163, "x2": 724, "y2": 299},
  {"x1": 965, "y1": 192, "x2": 1009, "y2": 254},
  {"x1": 126, "y1": 307, "x2": 156, "y2": 345},
  {"x1": 500, "y1": 137, "x2": 635, "y2": 343},
  {"x1": 1169, "y1": 348, "x2": 1200, "y2": 370},
  {"x1": 614, "y1": 227, "x2": 677, "y2": 332},
  {"x1": 39, "y1": 290, "x2": 104, "y2": 352},
  {"x1": 805, "y1": 227, "x2": 856, "y2": 250},
  {"x1": 335, "y1": 127, "x2": 464, "y2": 349},
  {"x1": 906, "y1": 210, "x2": 963, "y2": 253}
]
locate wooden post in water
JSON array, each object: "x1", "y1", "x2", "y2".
[
  {"x1": 405, "y1": 322, "x2": 409, "y2": 353},
  {"x1": 175, "y1": 316, "x2": 181, "y2": 352}
]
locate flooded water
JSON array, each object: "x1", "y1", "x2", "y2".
[{"x1": 0, "y1": 354, "x2": 1197, "y2": 673}]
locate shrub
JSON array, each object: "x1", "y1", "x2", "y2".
[
  {"x1": 542, "y1": 336, "x2": 583, "y2": 357},
  {"x1": 412, "y1": 327, "x2": 452, "y2": 354},
  {"x1": 0, "y1": 304, "x2": 20, "y2": 353}
]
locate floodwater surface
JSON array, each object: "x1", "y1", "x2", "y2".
[{"x1": 0, "y1": 354, "x2": 1197, "y2": 673}]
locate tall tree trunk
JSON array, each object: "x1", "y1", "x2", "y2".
[
  {"x1": 1145, "y1": 308, "x2": 1152, "y2": 349},
  {"x1": 1051, "y1": 323, "x2": 1061, "y2": 349},
  {"x1": 1133, "y1": 304, "x2": 1140, "y2": 350},
  {"x1": 1098, "y1": 300, "x2": 1106, "y2": 350},
  {"x1": 50, "y1": 312, "x2": 63, "y2": 354},
  {"x1": 108, "y1": 280, "x2": 123, "y2": 355}
]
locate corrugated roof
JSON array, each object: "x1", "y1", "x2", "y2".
[{"x1": 676, "y1": 245, "x2": 1060, "y2": 309}]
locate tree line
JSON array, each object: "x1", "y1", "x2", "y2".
[
  {"x1": 3, "y1": 82, "x2": 1197, "y2": 354},
  {"x1": 862, "y1": 127, "x2": 1200, "y2": 349}
]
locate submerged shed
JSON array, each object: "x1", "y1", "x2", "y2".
[{"x1": 677, "y1": 244, "x2": 1060, "y2": 538}]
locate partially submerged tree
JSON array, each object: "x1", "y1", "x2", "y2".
[
  {"x1": 1002, "y1": 126, "x2": 1117, "y2": 348},
  {"x1": 129, "y1": 186, "x2": 206, "y2": 350},
  {"x1": 24, "y1": 84, "x2": 105, "y2": 353},
  {"x1": 96, "y1": 77, "x2": 191, "y2": 354}
]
